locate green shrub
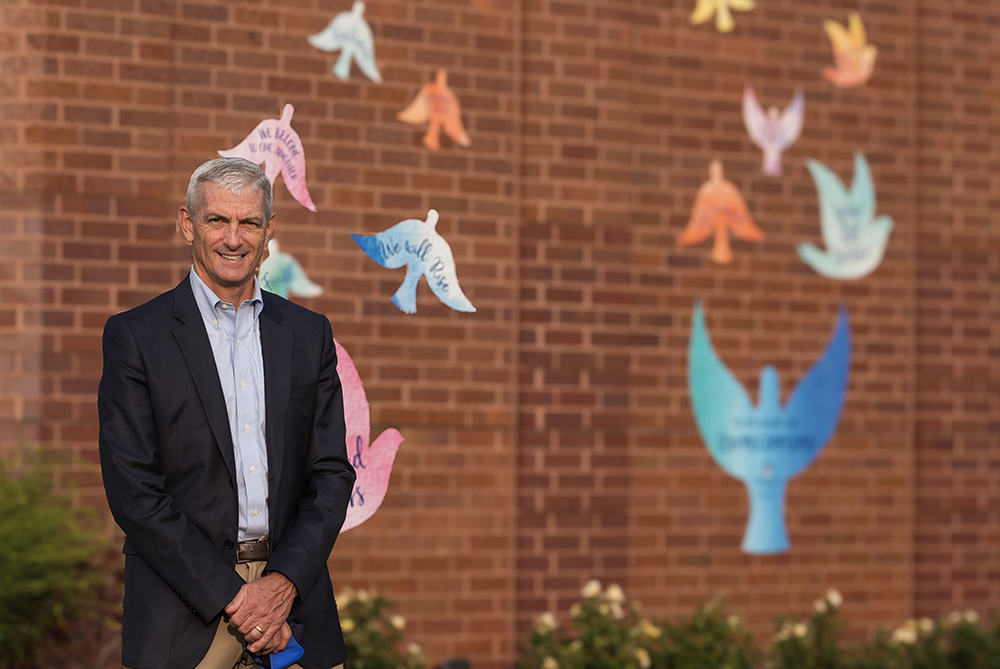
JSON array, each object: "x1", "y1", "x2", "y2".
[
  {"x1": 520, "y1": 580, "x2": 667, "y2": 669},
  {"x1": 520, "y1": 582, "x2": 1000, "y2": 669},
  {"x1": 0, "y1": 466, "x2": 98, "y2": 668},
  {"x1": 338, "y1": 587, "x2": 426, "y2": 669}
]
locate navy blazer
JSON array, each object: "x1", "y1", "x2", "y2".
[{"x1": 98, "y1": 276, "x2": 356, "y2": 669}]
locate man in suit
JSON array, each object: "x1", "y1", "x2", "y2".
[{"x1": 99, "y1": 157, "x2": 356, "y2": 669}]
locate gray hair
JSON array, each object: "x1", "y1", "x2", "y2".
[{"x1": 185, "y1": 157, "x2": 273, "y2": 222}]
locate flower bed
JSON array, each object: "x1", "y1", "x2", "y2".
[{"x1": 521, "y1": 582, "x2": 999, "y2": 669}]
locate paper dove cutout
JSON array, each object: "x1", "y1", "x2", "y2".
[
  {"x1": 677, "y1": 160, "x2": 764, "y2": 264},
  {"x1": 743, "y1": 86, "x2": 804, "y2": 177},
  {"x1": 397, "y1": 69, "x2": 471, "y2": 151},
  {"x1": 823, "y1": 12, "x2": 877, "y2": 88},
  {"x1": 351, "y1": 209, "x2": 476, "y2": 314},
  {"x1": 337, "y1": 340, "x2": 404, "y2": 533},
  {"x1": 798, "y1": 153, "x2": 894, "y2": 280},
  {"x1": 259, "y1": 240, "x2": 323, "y2": 299},
  {"x1": 307, "y1": 1, "x2": 382, "y2": 84},
  {"x1": 218, "y1": 104, "x2": 317, "y2": 212},
  {"x1": 688, "y1": 301, "x2": 851, "y2": 553},
  {"x1": 690, "y1": 0, "x2": 756, "y2": 33}
]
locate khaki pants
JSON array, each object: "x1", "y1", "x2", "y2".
[{"x1": 127, "y1": 561, "x2": 343, "y2": 669}]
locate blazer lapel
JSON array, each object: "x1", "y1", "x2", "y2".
[
  {"x1": 260, "y1": 293, "x2": 292, "y2": 521},
  {"x1": 172, "y1": 276, "x2": 237, "y2": 488}
]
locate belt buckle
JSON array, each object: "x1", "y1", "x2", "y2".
[{"x1": 237, "y1": 538, "x2": 269, "y2": 563}]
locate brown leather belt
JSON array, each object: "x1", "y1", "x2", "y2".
[{"x1": 237, "y1": 538, "x2": 270, "y2": 563}]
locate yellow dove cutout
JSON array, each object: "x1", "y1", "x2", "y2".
[
  {"x1": 823, "y1": 12, "x2": 878, "y2": 88},
  {"x1": 690, "y1": 0, "x2": 756, "y2": 33}
]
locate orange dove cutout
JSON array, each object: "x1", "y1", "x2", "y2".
[
  {"x1": 677, "y1": 160, "x2": 764, "y2": 265},
  {"x1": 823, "y1": 12, "x2": 877, "y2": 88},
  {"x1": 397, "y1": 69, "x2": 471, "y2": 151}
]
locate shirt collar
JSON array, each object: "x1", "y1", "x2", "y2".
[{"x1": 188, "y1": 266, "x2": 263, "y2": 331}]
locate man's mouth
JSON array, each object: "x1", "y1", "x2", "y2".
[{"x1": 219, "y1": 252, "x2": 246, "y2": 261}]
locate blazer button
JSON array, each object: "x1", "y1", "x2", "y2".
[{"x1": 224, "y1": 540, "x2": 234, "y2": 550}]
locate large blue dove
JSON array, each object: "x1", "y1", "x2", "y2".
[
  {"x1": 307, "y1": 1, "x2": 382, "y2": 84},
  {"x1": 798, "y1": 152, "x2": 894, "y2": 280},
  {"x1": 258, "y1": 240, "x2": 323, "y2": 299},
  {"x1": 350, "y1": 209, "x2": 476, "y2": 315},
  {"x1": 688, "y1": 301, "x2": 851, "y2": 554}
]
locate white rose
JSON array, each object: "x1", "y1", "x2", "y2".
[
  {"x1": 814, "y1": 599, "x2": 827, "y2": 614},
  {"x1": 947, "y1": 611, "x2": 963, "y2": 626},
  {"x1": 634, "y1": 648, "x2": 651, "y2": 669},
  {"x1": 891, "y1": 627, "x2": 917, "y2": 645},
  {"x1": 390, "y1": 615, "x2": 406, "y2": 630},
  {"x1": 826, "y1": 589, "x2": 842, "y2": 608},
  {"x1": 357, "y1": 589, "x2": 370, "y2": 602},
  {"x1": 542, "y1": 657, "x2": 559, "y2": 669},
  {"x1": 341, "y1": 618, "x2": 355, "y2": 632},
  {"x1": 727, "y1": 614, "x2": 742, "y2": 628},
  {"x1": 536, "y1": 612, "x2": 557, "y2": 632},
  {"x1": 640, "y1": 619, "x2": 662, "y2": 638},
  {"x1": 611, "y1": 603, "x2": 625, "y2": 620},
  {"x1": 570, "y1": 603, "x2": 581, "y2": 618},
  {"x1": 793, "y1": 623, "x2": 808, "y2": 638},
  {"x1": 964, "y1": 610, "x2": 979, "y2": 624},
  {"x1": 918, "y1": 618, "x2": 934, "y2": 634},
  {"x1": 605, "y1": 583, "x2": 625, "y2": 603},
  {"x1": 582, "y1": 579, "x2": 602, "y2": 598},
  {"x1": 407, "y1": 643, "x2": 423, "y2": 656}
]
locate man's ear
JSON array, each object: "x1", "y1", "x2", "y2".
[
  {"x1": 177, "y1": 206, "x2": 195, "y2": 245},
  {"x1": 264, "y1": 213, "x2": 276, "y2": 244}
]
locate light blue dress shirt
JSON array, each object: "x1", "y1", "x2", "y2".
[{"x1": 189, "y1": 267, "x2": 269, "y2": 542}]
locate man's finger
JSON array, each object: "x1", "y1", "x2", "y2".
[
  {"x1": 260, "y1": 623, "x2": 291, "y2": 655},
  {"x1": 248, "y1": 624, "x2": 278, "y2": 655},
  {"x1": 225, "y1": 585, "x2": 247, "y2": 617}
]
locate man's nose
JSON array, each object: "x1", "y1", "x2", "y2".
[{"x1": 222, "y1": 222, "x2": 242, "y2": 248}]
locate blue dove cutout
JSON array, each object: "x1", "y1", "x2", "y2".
[
  {"x1": 688, "y1": 301, "x2": 851, "y2": 554},
  {"x1": 350, "y1": 209, "x2": 476, "y2": 315},
  {"x1": 798, "y1": 152, "x2": 894, "y2": 280},
  {"x1": 258, "y1": 240, "x2": 323, "y2": 300},
  {"x1": 307, "y1": 1, "x2": 382, "y2": 84}
]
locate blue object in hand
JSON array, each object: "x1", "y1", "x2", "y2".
[{"x1": 244, "y1": 634, "x2": 304, "y2": 669}]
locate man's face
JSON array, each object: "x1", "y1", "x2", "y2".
[{"x1": 178, "y1": 182, "x2": 274, "y2": 298}]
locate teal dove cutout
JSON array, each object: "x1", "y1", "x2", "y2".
[
  {"x1": 258, "y1": 240, "x2": 323, "y2": 299},
  {"x1": 798, "y1": 153, "x2": 893, "y2": 280}
]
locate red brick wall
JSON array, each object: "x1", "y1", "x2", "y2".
[
  {"x1": 913, "y1": 0, "x2": 1000, "y2": 620},
  {"x1": 0, "y1": 0, "x2": 995, "y2": 667}
]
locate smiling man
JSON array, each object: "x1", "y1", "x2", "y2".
[{"x1": 98, "y1": 157, "x2": 355, "y2": 669}]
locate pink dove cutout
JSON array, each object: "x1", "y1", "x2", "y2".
[
  {"x1": 336, "y1": 340, "x2": 404, "y2": 533},
  {"x1": 218, "y1": 104, "x2": 317, "y2": 212},
  {"x1": 743, "y1": 86, "x2": 804, "y2": 177}
]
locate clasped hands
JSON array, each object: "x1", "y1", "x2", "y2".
[{"x1": 225, "y1": 572, "x2": 298, "y2": 655}]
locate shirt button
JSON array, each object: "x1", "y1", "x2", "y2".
[
  {"x1": 253, "y1": 510, "x2": 259, "y2": 517},
  {"x1": 250, "y1": 466, "x2": 255, "y2": 474},
  {"x1": 241, "y1": 380, "x2": 246, "y2": 388},
  {"x1": 212, "y1": 319, "x2": 217, "y2": 326},
  {"x1": 236, "y1": 339, "x2": 241, "y2": 345},
  {"x1": 244, "y1": 423, "x2": 249, "y2": 431},
  {"x1": 222, "y1": 304, "x2": 228, "y2": 310}
]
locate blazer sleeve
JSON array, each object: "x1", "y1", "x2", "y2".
[
  {"x1": 98, "y1": 315, "x2": 246, "y2": 624},
  {"x1": 264, "y1": 314, "x2": 356, "y2": 601}
]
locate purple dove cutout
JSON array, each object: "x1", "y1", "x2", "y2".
[
  {"x1": 336, "y1": 340, "x2": 404, "y2": 533},
  {"x1": 218, "y1": 104, "x2": 317, "y2": 212},
  {"x1": 743, "y1": 86, "x2": 804, "y2": 177}
]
